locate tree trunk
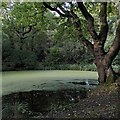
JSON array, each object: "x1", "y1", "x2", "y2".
[
  {"x1": 95, "y1": 60, "x2": 115, "y2": 84},
  {"x1": 93, "y1": 40, "x2": 115, "y2": 83}
]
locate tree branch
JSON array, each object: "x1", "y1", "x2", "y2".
[
  {"x1": 70, "y1": 10, "x2": 93, "y2": 52},
  {"x1": 15, "y1": 23, "x2": 37, "y2": 39},
  {"x1": 43, "y1": 2, "x2": 72, "y2": 17},
  {"x1": 22, "y1": 26, "x2": 33, "y2": 36},
  {"x1": 99, "y1": 2, "x2": 108, "y2": 44},
  {"x1": 43, "y1": 2, "x2": 93, "y2": 52},
  {"x1": 105, "y1": 20, "x2": 120, "y2": 67},
  {"x1": 77, "y1": 2, "x2": 98, "y2": 40}
]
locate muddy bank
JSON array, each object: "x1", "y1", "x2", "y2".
[
  {"x1": 2, "y1": 88, "x2": 88, "y2": 119},
  {"x1": 2, "y1": 81, "x2": 119, "y2": 119}
]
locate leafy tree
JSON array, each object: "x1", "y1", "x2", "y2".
[
  {"x1": 43, "y1": 2, "x2": 120, "y2": 83},
  {"x1": 2, "y1": 2, "x2": 120, "y2": 84}
]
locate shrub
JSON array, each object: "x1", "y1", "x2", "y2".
[
  {"x1": 36, "y1": 63, "x2": 97, "y2": 71},
  {"x1": 2, "y1": 49, "x2": 38, "y2": 71}
]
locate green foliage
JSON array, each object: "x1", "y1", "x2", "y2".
[
  {"x1": 113, "y1": 51, "x2": 120, "y2": 66},
  {"x1": 17, "y1": 102, "x2": 33, "y2": 115},
  {"x1": 2, "y1": 2, "x2": 119, "y2": 72},
  {"x1": 2, "y1": 102, "x2": 33, "y2": 118},
  {"x1": 106, "y1": 74, "x2": 114, "y2": 85},
  {"x1": 48, "y1": 47, "x2": 62, "y2": 64},
  {"x1": 3, "y1": 49, "x2": 38, "y2": 70},
  {"x1": 35, "y1": 63, "x2": 97, "y2": 71}
]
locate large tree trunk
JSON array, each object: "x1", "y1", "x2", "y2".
[
  {"x1": 95, "y1": 59, "x2": 115, "y2": 83},
  {"x1": 96, "y1": 62, "x2": 115, "y2": 84},
  {"x1": 93, "y1": 39, "x2": 118, "y2": 84}
]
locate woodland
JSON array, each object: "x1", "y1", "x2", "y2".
[
  {"x1": 2, "y1": 2, "x2": 120, "y2": 83},
  {"x1": 1, "y1": 1, "x2": 120, "y2": 119}
]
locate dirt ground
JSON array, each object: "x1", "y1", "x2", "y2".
[
  {"x1": 45, "y1": 83, "x2": 120, "y2": 119},
  {"x1": 40, "y1": 79, "x2": 120, "y2": 119}
]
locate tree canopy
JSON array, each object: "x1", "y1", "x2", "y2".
[{"x1": 2, "y1": 2, "x2": 120, "y2": 83}]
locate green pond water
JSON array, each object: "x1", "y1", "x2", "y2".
[{"x1": 2, "y1": 70, "x2": 98, "y2": 96}]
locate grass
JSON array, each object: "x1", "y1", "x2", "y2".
[
  {"x1": 2, "y1": 70, "x2": 98, "y2": 96},
  {"x1": 37, "y1": 63, "x2": 97, "y2": 71}
]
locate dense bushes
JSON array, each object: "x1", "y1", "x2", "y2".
[
  {"x1": 2, "y1": 2, "x2": 119, "y2": 72},
  {"x1": 2, "y1": 49, "x2": 38, "y2": 71},
  {"x1": 2, "y1": 29, "x2": 96, "y2": 71},
  {"x1": 3, "y1": 42, "x2": 119, "y2": 71},
  {"x1": 35, "y1": 63, "x2": 97, "y2": 71},
  {"x1": 2, "y1": 33, "x2": 119, "y2": 71}
]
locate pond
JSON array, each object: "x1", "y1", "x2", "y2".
[
  {"x1": 2, "y1": 70, "x2": 98, "y2": 96},
  {"x1": 2, "y1": 70, "x2": 99, "y2": 118}
]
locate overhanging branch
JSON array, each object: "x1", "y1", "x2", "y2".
[
  {"x1": 70, "y1": 10, "x2": 93, "y2": 52},
  {"x1": 99, "y1": 2, "x2": 108, "y2": 44},
  {"x1": 43, "y1": 2, "x2": 72, "y2": 17},
  {"x1": 15, "y1": 25, "x2": 34, "y2": 39},
  {"x1": 77, "y1": 2, "x2": 98, "y2": 40},
  {"x1": 43, "y1": 2, "x2": 93, "y2": 52},
  {"x1": 105, "y1": 20, "x2": 120, "y2": 67}
]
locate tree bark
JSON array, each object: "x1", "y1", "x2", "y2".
[
  {"x1": 95, "y1": 59, "x2": 115, "y2": 83},
  {"x1": 94, "y1": 53, "x2": 115, "y2": 83},
  {"x1": 93, "y1": 40, "x2": 112, "y2": 83}
]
